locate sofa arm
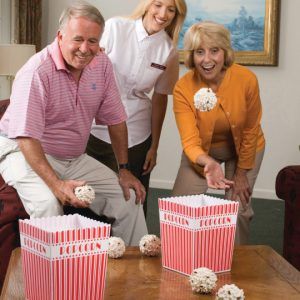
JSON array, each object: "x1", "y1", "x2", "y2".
[
  {"x1": 275, "y1": 165, "x2": 300, "y2": 201},
  {"x1": 0, "y1": 175, "x2": 29, "y2": 292},
  {"x1": 275, "y1": 165, "x2": 300, "y2": 270}
]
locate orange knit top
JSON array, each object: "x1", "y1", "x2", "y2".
[{"x1": 173, "y1": 64, "x2": 265, "y2": 170}]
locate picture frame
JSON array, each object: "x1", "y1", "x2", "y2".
[{"x1": 179, "y1": 0, "x2": 280, "y2": 66}]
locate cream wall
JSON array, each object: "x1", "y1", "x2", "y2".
[{"x1": 41, "y1": 0, "x2": 299, "y2": 199}]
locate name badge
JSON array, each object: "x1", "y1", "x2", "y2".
[{"x1": 151, "y1": 62, "x2": 166, "y2": 71}]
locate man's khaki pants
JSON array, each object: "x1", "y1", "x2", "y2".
[{"x1": 0, "y1": 136, "x2": 148, "y2": 246}]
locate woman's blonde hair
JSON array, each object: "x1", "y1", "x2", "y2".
[
  {"x1": 184, "y1": 21, "x2": 235, "y2": 69},
  {"x1": 130, "y1": 0, "x2": 187, "y2": 44}
]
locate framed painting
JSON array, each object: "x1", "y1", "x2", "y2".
[{"x1": 179, "y1": 0, "x2": 280, "y2": 66}]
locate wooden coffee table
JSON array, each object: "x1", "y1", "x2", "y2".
[{"x1": 1, "y1": 245, "x2": 300, "y2": 299}]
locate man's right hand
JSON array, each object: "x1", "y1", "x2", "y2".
[
  {"x1": 17, "y1": 137, "x2": 90, "y2": 209},
  {"x1": 52, "y1": 179, "x2": 89, "y2": 208}
]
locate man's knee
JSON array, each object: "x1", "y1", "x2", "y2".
[{"x1": 113, "y1": 189, "x2": 141, "y2": 218}]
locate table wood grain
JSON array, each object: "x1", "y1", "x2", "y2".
[{"x1": 1, "y1": 245, "x2": 300, "y2": 300}]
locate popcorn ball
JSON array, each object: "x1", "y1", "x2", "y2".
[
  {"x1": 74, "y1": 185, "x2": 95, "y2": 204},
  {"x1": 139, "y1": 234, "x2": 161, "y2": 256},
  {"x1": 189, "y1": 267, "x2": 217, "y2": 294},
  {"x1": 216, "y1": 284, "x2": 245, "y2": 300},
  {"x1": 194, "y1": 87, "x2": 218, "y2": 112},
  {"x1": 108, "y1": 237, "x2": 126, "y2": 258}
]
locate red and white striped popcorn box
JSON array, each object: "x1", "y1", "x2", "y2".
[
  {"x1": 159, "y1": 194, "x2": 239, "y2": 275},
  {"x1": 19, "y1": 214, "x2": 111, "y2": 300}
]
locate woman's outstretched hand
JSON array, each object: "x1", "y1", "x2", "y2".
[
  {"x1": 204, "y1": 159, "x2": 234, "y2": 190},
  {"x1": 197, "y1": 154, "x2": 234, "y2": 190}
]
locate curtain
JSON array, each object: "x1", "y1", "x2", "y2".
[{"x1": 12, "y1": 0, "x2": 42, "y2": 51}]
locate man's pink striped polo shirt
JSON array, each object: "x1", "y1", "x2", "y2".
[{"x1": 0, "y1": 39, "x2": 126, "y2": 158}]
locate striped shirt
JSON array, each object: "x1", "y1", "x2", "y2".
[{"x1": 0, "y1": 39, "x2": 126, "y2": 158}]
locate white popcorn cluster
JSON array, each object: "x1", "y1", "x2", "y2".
[
  {"x1": 194, "y1": 87, "x2": 217, "y2": 111},
  {"x1": 74, "y1": 185, "x2": 95, "y2": 204},
  {"x1": 139, "y1": 234, "x2": 161, "y2": 256},
  {"x1": 108, "y1": 237, "x2": 126, "y2": 258},
  {"x1": 189, "y1": 267, "x2": 217, "y2": 294},
  {"x1": 216, "y1": 284, "x2": 245, "y2": 300}
]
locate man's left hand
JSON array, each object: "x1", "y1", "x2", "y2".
[{"x1": 118, "y1": 169, "x2": 146, "y2": 204}]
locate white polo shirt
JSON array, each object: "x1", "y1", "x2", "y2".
[{"x1": 91, "y1": 17, "x2": 179, "y2": 147}]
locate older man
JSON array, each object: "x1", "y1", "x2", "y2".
[{"x1": 0, "y1": 1, "x2": 147, "y2": 245}]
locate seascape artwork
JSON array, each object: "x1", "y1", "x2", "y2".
[{"x1": 179, "y1": 0, "x2": 266, "y2": 52}]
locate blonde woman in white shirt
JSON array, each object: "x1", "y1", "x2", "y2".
[{"x1": 88, "y1": 0, "x2": 187, "y2": 216}]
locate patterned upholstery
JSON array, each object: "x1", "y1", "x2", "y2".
[
  {"x1": 0, "y1": 99, "x2": 29, "y2": 292},
  {"x1": 275, "y1": 166, "x2": 300, "y2": 270}
]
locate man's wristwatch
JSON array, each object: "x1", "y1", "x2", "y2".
[{"x1": 118, "y1": 163, "x2": 130, "y2": 171}]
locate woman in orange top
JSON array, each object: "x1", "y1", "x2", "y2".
[{"x1": 172, "y1": 22, "x2": 265, "y2": 244}]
